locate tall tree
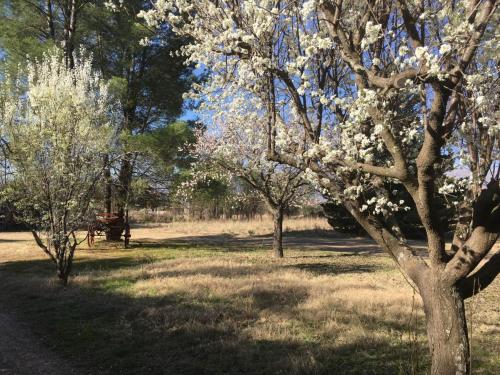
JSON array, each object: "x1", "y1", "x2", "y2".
[
  {"x1": 0, "y1": 0, "x2": 88, "y2": 68},
  {"x1": 0, "y1": 0, "x2": 194, "y2": 228},
  {"x1": 126, "y1": 120, "x2": 197, "y2": 207},
  {"x1": 141, "y1": 1, "x2": 499, "y2": 374},
  {"x1": 194, "y1": 93, "x2": 309, "y2": 257},
  {"x1": 81, "y1": 1, "x2": 193, "y2": 221},
  {"x1": 0, "y1": 50, "x2": 118, "y2": 284}
]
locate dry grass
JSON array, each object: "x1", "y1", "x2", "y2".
[
  {"x1": 131, "y1": 215, "x2": 331, "y2": 238},
  {"x1": 0, "y1": 219, "x2": 498, "y2": 374}
]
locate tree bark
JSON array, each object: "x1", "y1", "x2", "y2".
[
  {"x1": 103, "y1": 154, "x2": 114, "y2": 240},
  {"x1": 63, "y1": 0, "x2": 77, "y2": 69},
  {"x1": 104, "y1": 155, "x2": 112, "y2": 215},
  {"x1": 273, "y1": 207, "x2": 284, "y2": 258},
  {"x1": 420, "y1": 281, "x2": 470, "y2": 375},
  {"x1": 46, "y1": 0, "x2": 55, "y2": 41},
  {"x1": 56, "y1": 259, "x2": 69, "y2": 286},
  {"x1": 54, "y1": 241, "x2": 76, "y2": 286},
  {"x1": 117, "y1": 156, "x2": 132, "y2": 215},
  {"x1": 116, "y1": 99, "x2": 136, "y2": 220},
  {"x1": 111, "y1": 155, "x2": 129, "y2": 242}
]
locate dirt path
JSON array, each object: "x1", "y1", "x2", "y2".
[{"x1": 0, "y1": 310, "x2": 80, "y2": 375}]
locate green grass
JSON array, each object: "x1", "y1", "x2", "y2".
[{"x1": 0, "y1": 238, "x2": 498, "y2": 375}]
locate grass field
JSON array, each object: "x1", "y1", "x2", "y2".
[{"x1": 0, "y1": 217, "x2": 498, "y2": 374}]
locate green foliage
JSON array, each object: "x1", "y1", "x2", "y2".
[
  {"x1": 121, "y1": 121, "x2": 197, "y2": 207},
  {"x1": 0, "y1": 0, "x2": 197, "y2": 213},
  {"x1": 321, "y1": 202, "x2": 366, "y2": 235},
  {"x1": 0, "y1": 1, "x2": 56, "y2": 71},
  {"x1": 79, "y1": 1, "x2": 194, "y2": 128},
  {"x1": 130, "y1": 121, "x2": 196, "y2": 171},
  {"x1": 173, "y1": 164, "x2": 266, "y2": 219},
  {"x1": 0, "y1": 1, "x2": 194, "y2": 127}
]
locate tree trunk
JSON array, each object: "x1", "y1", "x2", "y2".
[
  {"x1": 55, "y1": 248, "x2": 69, "y2": 286},
  {"x1": 32, "y1": 231, "x2": 76, "y2": 285},
  {"x1": 57, "y1": 263, "x2": 69, "y2": 286},
  {"x1": 63, "y1": 0, "x2": 77, "y2": 69},
  {"x1": 116, "y1": 100, "x2": 136, "y2": 219},
  {"x1": 273, "y1": 208, "x2": 284, "y2": 258},
  {"x1": 103, "y1": 155, "x2": 114, "y2": 240},
  {"x1": 420, "y1": 281, "x2": 470, "y2": 375},
  {"x1": 104, "y1": 155, "x2": 112, "y2": 214},
  {"x1": 46, "y1": 0, "x2": 55, "y2": 40}
]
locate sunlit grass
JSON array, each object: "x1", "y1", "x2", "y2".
[
  {"x1": 0, "y1": 219, "x2": 498, "y2": 374},
  {"x1": 130, "y1": 215, "x2": 331, "y2": 238}
]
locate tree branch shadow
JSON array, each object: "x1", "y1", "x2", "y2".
[{"x1": 0, "y1": 255, "x2": 437, "y2": 375}]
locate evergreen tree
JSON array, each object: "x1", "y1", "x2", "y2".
[{"x1": 0, "y1": 0, "x2": 194, "y2": 224}]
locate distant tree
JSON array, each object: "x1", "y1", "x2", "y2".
[
  {"x1": 126, "y1": 121, "x2": 197, "y2": 208},
  {"x1": 177, "y1": 170, "x2": 233, "y2": 218},
  {"x1": 193, "y1": 94, "x2": 310, "y2": 257},
  {"x1": 0, "y1": 50, "x2": 118, "y2": 285},
  {"x1": 176, "y1": 168, "x2": 265, "y2": 220}
]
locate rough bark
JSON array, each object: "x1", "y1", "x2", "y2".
[
  {"x1": 104, "y1": 155, "x2": 112, "y2": 214},
  {"x1": 56, "y1": 258, "x2": 69, "y2": 286},
  {"x1": 115, "y1": 95, "x2": 137, "y2": 219},
  {"x1": 419, "y1": 279, "x2": 470, "y2": 375},
  {"x1": 341, "y1": 200, "x2": 477, "y2": 375},
  {"x1": 64, "y1": 0, "x2": 77, "y2": 69},
  {"x1": 459, "y1": 252, "x2": 500, "y2": 299},
  {"x1": 103, "y1": 155, "x2": 114, "y2": 240},
  {"x1": 117, "y1": 157, "x2": 132, "y2": 214},
  {"x1": 46, "y1": 0, "x2": 55, "y2": 40},
  {"x1": 54, "y1": 239, "x2": 77, "y2": 286},
  {"x1": 272, "y1": 207, "x2": 284, "y2": 258},
  {"x1": 107, "y1": 135, "x2": 128, "y2": 243}
]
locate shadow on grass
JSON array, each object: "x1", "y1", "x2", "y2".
[
  {"x1": 0, "y1": 238, "x2": 28, "y2": 243},
  {"x1": 0, "y1": 254, "x2": 437, "y2": 375},
  {"x1": 1, "y1": 256, "x2": 151, "y2": 275},
  {"x1": 285, "y1": 262, "x2": 380, "y2": 276},
  {"x1": 129, "y1": 239, "x2": 248, "y2": 252},
  {"x1": 130, "y1": 230, "x2": 385, "y2": 255}
]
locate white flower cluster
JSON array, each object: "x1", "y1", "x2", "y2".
[
  {"x1": 463, "y1": 70, "x2": 500, "y2": 136},
  {"x1": 103, "y1": 0, "x2": 124, "y2": 12},
  {"x1": 332, "y1": 89, "x2": 389, "y2": 164},
  {"x1": 361, "y1": 196, "x2": 409, "y2": 216},
  {"x1": 438, "y1": 176, "x2": 470, "y2": 208},
  {"x1": 1, "y1": 49, "x2": 118, "y2": 231},
  {"x1": 361, "y1": 21, "x2": 382, "y2": 50},
  {"x1": 138, "y1": 0, "x2": 497, "y2": 229}
]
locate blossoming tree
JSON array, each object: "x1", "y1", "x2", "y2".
[
  {"x1": 0, "y1": 50, "x2": 118, "y2": 285},
  {"x1": 140, "y1": 1, "x2": 499, "y2": 373},
  {"x1": 193, "y1": 93, "x2": 309, "y2": 257}
]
